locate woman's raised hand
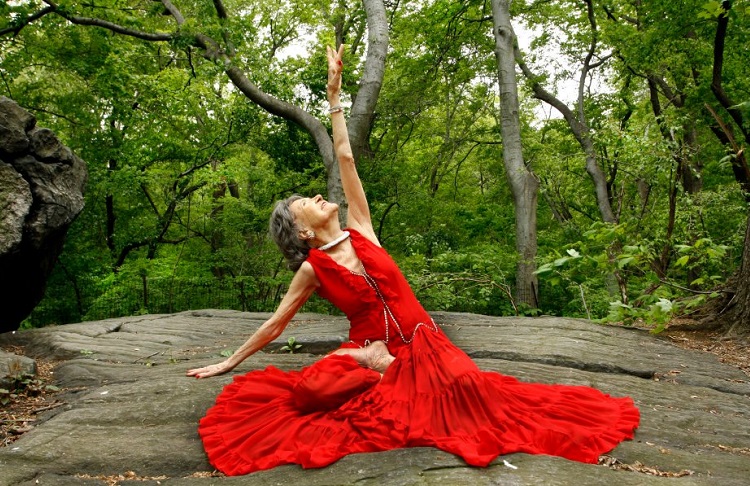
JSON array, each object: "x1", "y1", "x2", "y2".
[{"x1": 326, "y1": 44, "x2": 345, "y2": 101}]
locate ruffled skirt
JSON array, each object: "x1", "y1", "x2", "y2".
[{"x1": 198, "y1": 330, "x2": 640, "y2": 475}]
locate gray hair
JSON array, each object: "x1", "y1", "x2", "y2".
[{"x1": 269, "y1": 195, "x2": 311, "y2": 272}]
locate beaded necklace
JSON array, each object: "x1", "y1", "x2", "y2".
[{"x1": 350, "y1": 262, "x2": 438, "y2": 346}]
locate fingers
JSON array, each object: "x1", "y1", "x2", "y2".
[
  {"x1": 326, "y1": 44, "x2": 345, "y2": 64},
  {"x1": 186, "y1": 367, "x2": 204, "y2": 377},
  {"x1": 186, "y1": 365, "x2": 217, "y2": 378}
]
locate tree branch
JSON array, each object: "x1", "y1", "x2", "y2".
[
  {"x1": 160, "y1": 0, "x2": 185, "y2": 26},
  {"x1": 0, "y1": 6, "x2": 56, "y2": 37},
  {"x1": 212, "y1": 0, "x2": 229, "y2": 20},
  {"x1": 589, "y1": 51, "x2": 614, "y2": 70},
  {"x1": 221, "y1": 64, "x2": 333, "y2": 165},
  {"x1": 648, "y1": 73, "x2": 685, "y2": 109},
  {"x1": 579, "y1": 0, "x2": 600, "y2": 120},
  {"x1": 514, "y1": 50, "x2": 581, "y2": 133},
  {"x1": 41, "y1": 1, "x2": 174, "y2": 42},
  {"x1": 29, "y1": 0, "x2": 383, "y2": 216},
  {"x1": 705, "y1": 102, "x2": 750, "y2": 198},
  {"x1": 210, "y1": 0, "x2": 235, "y2": 56},
  {"x1": 24, "y1": 105, "x2": 78, "y2": 125}
]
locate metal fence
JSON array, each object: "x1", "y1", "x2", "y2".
[{"x1": 26, "y1": 275, "x2": 336, "y2": 327}]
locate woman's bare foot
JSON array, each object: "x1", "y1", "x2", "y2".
[
  {"x1": 363, "y1": 341, "x2": 395, "y2": 373},
  {"x1": 331, "y1": 341, "x2": 395, "y2": 374}
]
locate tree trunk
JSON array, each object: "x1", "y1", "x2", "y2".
[
  {"x1": 704, "y1": 211, "x2": 750, "y2": 336},
  {"x1": 491, "y1": 0, "x2": 539, "y2": 309},
  {"x1": 581, "y1": 136, "x2": 616, "y2": 223},
  {"x1": 105, "y1": 191, "x2": 116, "y2": 255},
  {"x1": 724, "y1": 212, "x2": 750, "y2": 335},
  {"x1": 348, "y1": 0, "x2": 388, "y2": 164},
  {"x1": 710, "y1": 1, "x2": 749, "y2": 145}
]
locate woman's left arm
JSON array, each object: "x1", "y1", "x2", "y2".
[
  {"x1": 186, "y1": 262, "x2": 318, "y2": 378},
  {"x1": 326, "y1": 45, "x2": 379, "y2": 245}
]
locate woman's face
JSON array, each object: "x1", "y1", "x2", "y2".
[{"x1": 289, "y1": 194, "x2": 338, "y2": 233}]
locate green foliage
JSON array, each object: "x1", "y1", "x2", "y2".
[
  {"x1": 400, "y1": 244, "x2": 517, "y2": 316},
  {"x1": 280, "y1": 337, "x2": 303, "y2": 354},
  {"x1": 536, "y1": 220, "x2": 735, "y2": 331},
  {"x1": 673, "y1": 238, "x2": 730, "y2": 287}
]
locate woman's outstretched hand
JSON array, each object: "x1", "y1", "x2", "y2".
[
  {"x1": 186, "y1": 360, "x2": 233, "y2": 379},
  {"x1": 326, "y1": 44, "x2": 344, "y2": 101}
]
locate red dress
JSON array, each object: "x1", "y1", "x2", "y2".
[{"x1": 199, "y1": 229, "x2": 640, "y2": 475}]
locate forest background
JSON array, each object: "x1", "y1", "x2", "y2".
[{"x1": 2, "y1": 0, "x2": 748, "y2": 335}]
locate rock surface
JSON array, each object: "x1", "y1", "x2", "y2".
[
  {"x1": 1, "y1": 310, "x2": 749, "y2": 485},
  {"x1": 0, "y1": 348, "x2": 36, "y2": 390},
  {"x1": 0, "y1": 97, "x2": 88, "y2": 333}
]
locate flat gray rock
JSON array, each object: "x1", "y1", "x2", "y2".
[
  {"x1": 1, "y1": 310, "x2": 748, "y2": 485},
  {"x1": 0, "y1": 348, "x2": 36, "y2": 389}
]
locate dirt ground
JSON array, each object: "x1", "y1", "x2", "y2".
[
  {"x1": 660, "y1": 321, "x2": 749, "y2": 377},
  {"x1": 1, "y1": 345, "x2": 62, "y2": 448}
]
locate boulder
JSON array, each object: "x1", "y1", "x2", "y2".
[
  {"x1": 0, "y1": 97, "x2": 87, "y2": 333},
  {"x1": 0, "y1": 311, "x2": 748, "y2": 485},
  {"x1": 0, "y1": 348, "x2": 36, "y2": 390}
]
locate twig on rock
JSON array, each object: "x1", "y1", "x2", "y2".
[
  {"x1": 133, "y1": 351, "x2": 161, "y2": 363},
  {"x1": 31, "y1": 401, "x2": 66, "y2": 413}
]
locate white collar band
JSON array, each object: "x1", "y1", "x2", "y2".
[{"x1": 318, "y1": 231, "x2": 351, "y2": 251}]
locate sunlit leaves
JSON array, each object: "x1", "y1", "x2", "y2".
[{"x1": 698, "y1": 1, "x2": 730, "y2": 19}]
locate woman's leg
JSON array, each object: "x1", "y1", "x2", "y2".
[{"x1": 331, "y1": 341, "x2": 395, "y2": 374}]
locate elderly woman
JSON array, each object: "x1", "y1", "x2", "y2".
[{"x1": 187, "y1": 45, "x2": 639, "y2": 476}]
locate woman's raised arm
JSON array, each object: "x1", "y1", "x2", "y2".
[
  {"x1": 326, "y1": 45, "x2": 379, "y2": 245},
  {"x1": 186, "y1": 263, "x2": 318, "y2": 378}
]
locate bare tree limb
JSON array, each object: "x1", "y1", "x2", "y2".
[
  {"x1": 705, "y1": 103, "x2": 750, "y2": 198},
  {"x1": 589, "y1": 51, "x2": 614, "y2": 70},
  {"x1": 20, "y1": 0, "x2": 390, "y2": 220},
  {"x1": 210, "y1": 0, "x2": 235, "y2": 55},
  {"x1": 515, "y1": 46, "x2": 615, "y2": 222}
]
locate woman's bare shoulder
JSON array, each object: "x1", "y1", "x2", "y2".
[
  {"x1": 298, "y1": 260, "x2": 317, "y2": 276},
  {"x1": 293, "y1": 260, "x2": 320, "y2": 288}
]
